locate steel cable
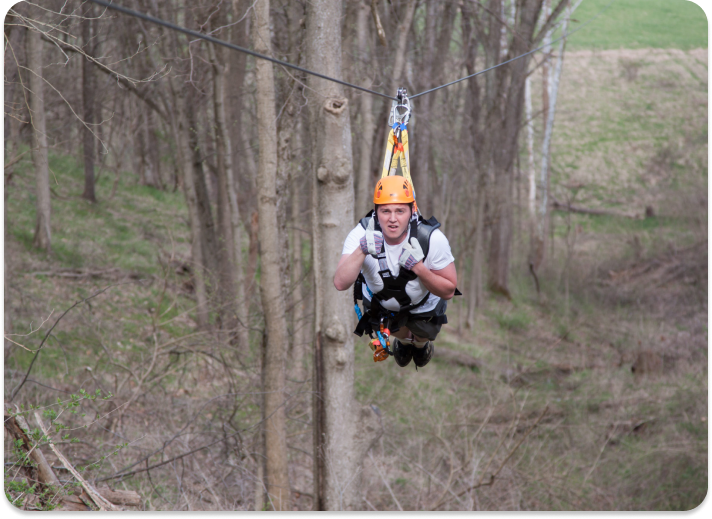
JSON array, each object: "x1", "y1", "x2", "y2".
[
  {"x1": 89, "y1": 0, "x2": 398, "y2": 100},
  {"x1": 89, "y1": 0, "x2": 615, "y2": 102}
]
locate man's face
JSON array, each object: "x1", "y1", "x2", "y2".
[{"x1": 376, "y1": 203, "x2": 411, "y2": 243}]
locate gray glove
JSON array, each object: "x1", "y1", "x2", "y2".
[
  {"x1": 359, "y1": 217, "x2": 383, "y2": 256},
  {"x1": 399, "y1": 237, "x2": 424, "y2": 270}
]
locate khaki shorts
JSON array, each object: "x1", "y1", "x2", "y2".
[{"x1": 363, "y1": 298, "x2": 448, "y2": 341}]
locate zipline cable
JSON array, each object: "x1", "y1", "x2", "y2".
[
  {"x1": 88, "y1": 0, "x2": 398, "y2": 101},
  {"x1": 89, "y1": 0, "x2": 614, "y2": 102},
  {"x1": 410, "y1": 0, "x2": 616, "y2": 99}
]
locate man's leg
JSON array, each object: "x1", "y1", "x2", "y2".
[
  {"x1": 390, "y1": 327, "x2": 417, "y2": 367},
  {"x1": 405, "y1": 300, "x2": 448, "y2": 368}
]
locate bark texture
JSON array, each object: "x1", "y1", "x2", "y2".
[
  {"x1": 81, "y1": 10, "x2": 97, "y2": 202},
  {"x1": 175, "y1": 94, "x2": 210, "y2": 329},
  {"x1": 306, "y1": 0, "x2": 383, "y2": 510},
  {"x1": 253, "y1": 0, "x2": 291, "y2": 510},
  {"x1": 209, "y1": 40, "x2": 241, "y2": 337},
  {"x1": 26, "y1": 26, "x2": 51, "y2": 252}
]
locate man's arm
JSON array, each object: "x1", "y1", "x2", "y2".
[
  {"x1": 333, "y1": 248, "x2": 367, "y2": 291},
  {"x1": 411, "y1": 262, "x2": 458, "y2": 299}
]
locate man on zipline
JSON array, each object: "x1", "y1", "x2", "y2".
[{"x1": 334, "y1": 175, "x2": 458, "y2": 369}]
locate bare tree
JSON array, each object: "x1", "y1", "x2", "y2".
[
  {"x1": 25, "y1": 23, "x2": 51, "y2": 252},
  {"x1": 81, "y1": 6, "x2": 97, "y2": 202},
  {"x1": 209, "y1": 30, "x2": 241, "y2": 339},
  {"x1": 253, "y1": 0, "x2": 291, "y2": 510},
  {"x1": 306, "y1": 0, "x2": 383, "y2": 510},
  {"x1": 533, "y1": 0, "x2": 579, "y2": 275}
]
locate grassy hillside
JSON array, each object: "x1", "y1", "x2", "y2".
[
  {"x1": 567, "y1": 0, "x2": 707, "y2": 50},
  {"x1": 4, "y1": 2, "x2": 707, "y2": 511}
]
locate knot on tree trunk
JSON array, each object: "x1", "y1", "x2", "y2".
[
  {"x1": 324, "y1": 320, "x2": 346, "y2": 343},
  {"x1": 317, "y1": 160, "x2": 350, "y2": 185},
  {"x1": 324, "y1": 97, "x2": 347, "y2": 116},
  {"x1": 331, "y1": 158, "x2": 351, "y2": 185}
]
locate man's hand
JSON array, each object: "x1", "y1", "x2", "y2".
[
  {"x1": 359, "y1": 217, "x2": 383, "y2": 257},
  {"x1": 399, "y1": 237, "x2": 425, "y2": 270}
]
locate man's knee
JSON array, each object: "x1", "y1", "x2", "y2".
[{"x1": 392, "y1": 326, "x2": 429, "y2": 342}]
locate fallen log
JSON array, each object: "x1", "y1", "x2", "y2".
[
  {"x1": 4, "y1": 404, "x2": 61, "y2": 493},
  {"x1": 4, "y1": 404, "x2": 141, "y2": 511},
  {"x1": 27, "y1": 267, "x2": 124, "y2": 279}
]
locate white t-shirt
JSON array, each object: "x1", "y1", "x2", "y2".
[{"x1": 341, "y1": 221, "x2": 455, "y2": 314}]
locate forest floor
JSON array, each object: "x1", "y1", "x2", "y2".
[{"x1": 4, "y1": 47, "x2": 707, "y2": 511}]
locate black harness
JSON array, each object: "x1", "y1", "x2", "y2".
[{"x1": 353, "y1": 210, "x2": 450, "y2": 337}]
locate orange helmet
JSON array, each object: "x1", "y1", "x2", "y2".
[{"x1": 373, "y1": 176, "x2": 415, "y2": 204}]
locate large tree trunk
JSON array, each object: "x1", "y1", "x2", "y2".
[
  {"x1": 81, "y1": 10, "x2": 97, "y2": 202},
  {"x1": 26, "y1": 27, "x2": 51, "y2": 252},
  {"x1": 253, "y1": 0, "x2": 291, "y2": 511},
  {"x1": 306, "y1": 0, "x2": 383, "y2": 510}
]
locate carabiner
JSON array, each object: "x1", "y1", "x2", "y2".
[{"x1": 388, "y1": 87, "x2": 411, "y2": 127}]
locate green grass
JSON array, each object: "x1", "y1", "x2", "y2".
[
  {"x1": 567, "y1": 0, "x2": 707, "y2": 50},
  {"x1": 7, "y1": 149, "x2": 188, "y2": 275},
  {"x1": 494, "y1": 307, "x2": 532, "y2": 332}
]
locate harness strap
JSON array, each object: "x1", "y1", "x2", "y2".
[{"x1": 380, "y1": 89, "x2": 419, "y2": 215}]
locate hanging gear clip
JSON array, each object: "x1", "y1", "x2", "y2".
[{"x1": 389, "y1": 87, "x2": 411, "y2": 128}]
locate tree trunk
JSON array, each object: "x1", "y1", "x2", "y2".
[
  {"x1": 186, "y1": 101, "x2": 219, "y2": 294},
  {"x1": 174, "y1": 95, "x2": 210, "y2": 329},
  {"x1": 26, "y1": 27, "x2": 51, "y2": 252},
  {"x1": 526, "y1": 76, "x2": 536, "y2": 221},
  {"x1": 289, "y1": 163, "x2": 307, "y2": 383},
  {"x1": 535, "y1": 0, "x2": 578, "y2": 270},
  {"x1": 306, "y1": 0, "x2": 383, "y2": 510},
  {"x1": 209, "y1": 42, "x2": 240, "y2": 336},
  {"x1": 487, "y1": 167, "x2": 513, "y2": 298},
  {"x1": 412, "y1": 0, "x2": 456, "y2": 218},
  {"x1": 81, "y1": 11, "x2": 97, "y2": 202},
  {"x1": 354, "y1": 1, "x2": 375, "y2": 219},
  {"x1": 226, "y1": 0, "x2": 251, "y2": 336},
  {"x1": 4, "y1": 20, "x2": 24, "y2": 160},
  {"x1": 483, "y1": 0, "x2": 548, "y2": 298},
  {"x1": 253, "y1": 0, "x2": 291, "y2": 511},
  {"x1": 466, "y1": 183, "x2": 486, "y2": 328},
  {"x1": 4, "y1": 21, "x2": 23, "y2": 310},
  {"x1": 81, "y1": 4, "x2": 96, "y2": 203}
]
